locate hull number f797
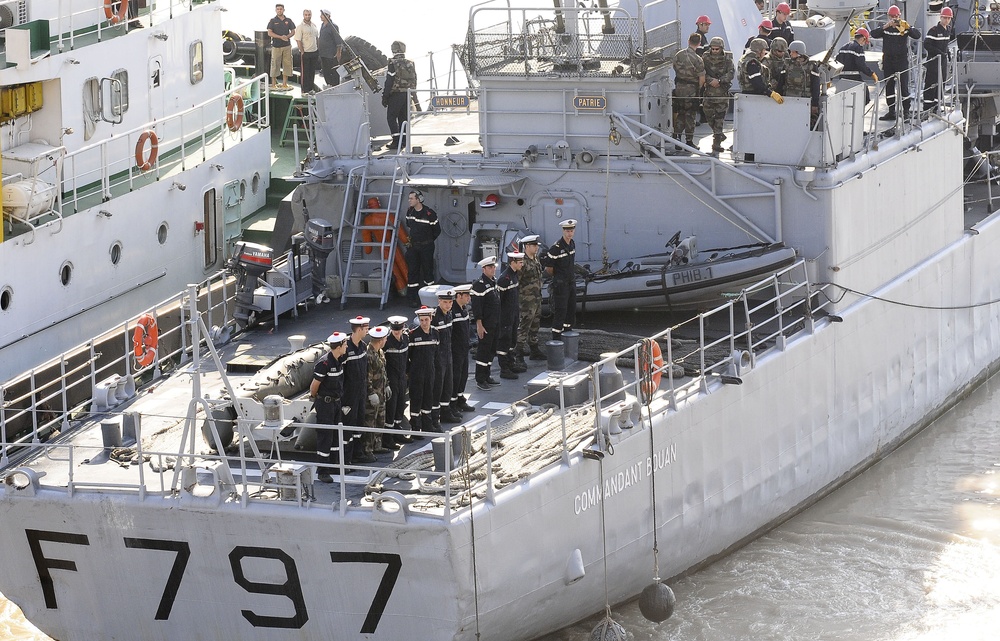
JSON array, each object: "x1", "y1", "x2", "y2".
[{"x1": 25, "y1": 529, "x2": 401, "y2": 632}]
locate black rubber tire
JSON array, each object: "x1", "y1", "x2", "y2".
[
  {"x1": 222, "y1": 30, "x2": 246, "y2": 63},
  {"x1": 345, "y1": 35, "x2": 389, "y2": 71}
]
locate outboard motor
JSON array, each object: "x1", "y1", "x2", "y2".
[
  {"x1": 230, "y1": 241, "x2": 273, "y2": 328},
  {"x1": 304, "y1": 218, "x2": 335, "y2": 303}
]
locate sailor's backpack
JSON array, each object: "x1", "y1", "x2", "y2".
[{"x1": 392, "y1": 58, "x2": 417, "y2": 93}]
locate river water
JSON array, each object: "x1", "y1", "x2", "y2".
[{"x1": 5, "y1": 369, "x2": 999, "y2": 640}]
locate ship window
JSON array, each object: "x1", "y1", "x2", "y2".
[
  {"x1": 157, "y1": 222, "x2": 168, "y2": 245},
  {"x1": 60, "y1": 262, "x2": 73, "y2": 286},
  {"x1": 203, "y1": 188, "x2": 217, "y2": 267},
  {"x1": 190, "y1": 40, "x2": 204, "y2": 84},
  {"x1": 109, "y1": 68, "x2": 129, "y2": 116},
  {"x1": 110, "y1": 241, "x2": 122, "y2": 265},
  {"x1": 252, "y1": 172, "x2": 260, "y2": 195},
  {"x1": 0, "y1": 286, "x2": 11, "y2": 311}
]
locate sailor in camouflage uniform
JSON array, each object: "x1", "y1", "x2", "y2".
[
  {"x1": 785, "y1": 40, "x2": 821, "y2": 123},
  {"x1": 739, "y1": 38, "x2": 783, "y2": 105},
  {"x1": 363, "y1": 325, "x2": 394, "y2": 457},
  {"x1": 382, "y1": 40, "x2": 416, "y2": 150},
  {"x1": 764, "y1": 37, "x2": 789, "y2": 95},
  {"x1": 672, "y1": 33, "x2": 706, "y2": 147},
  {"x1": 516, "y1": 235, "x2": 546, "y2": 362},
  {"x1": 701, "y1": 37, "x2": 734, "y2": 153}
]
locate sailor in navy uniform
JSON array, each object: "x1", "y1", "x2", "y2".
[
  {"x1": 450, "y1": 283, "x2": 475, "y2": 413},
  {"x1": 471, "y1": 255, "x2": 502, "y2": 390},
  {"x1": 310, "y1": 332, "x2": 348, "y2": 482},
  {"x1": 342, "y1": 316, "x2": 370, "y2": 464},
  {"x1": 497, "y1": 251, "x2": 525, "y2": 379},
  {"x1": 870, "y1": 5, "x2": 921, "y2": 120},
  {"x1": 432, "y1": 289, "x2": 461, "y2": 428},
  {"x1": 408, "y1": 306, "x2": 440, "y2": 433},
  {"x1": 384, "y1": 315, "x2": 412, "y2": 443},
  {"x1": 403, "y1": 190, "x2": 440, "y2": 306},
  {"x1": 542, "y1": 220, "x2": 577, "y2": 342}
]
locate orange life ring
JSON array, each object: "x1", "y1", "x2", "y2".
[
  {"x1": 135, "y1": 131, "x2": 158, "y2": 172},
  {"x1": 103, "y1": 0, "x2": 129, "y2": 25},
  {"x1": 640, "y1": 339, "x2": 664, "y2": 398},
  {"x1": 133, "y1": 314, "x2": 159, "y2": 368},
  {"x1": 226, "y1": 94, "x2": 244, "y2": 132}
]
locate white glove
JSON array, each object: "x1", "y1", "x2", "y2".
[
  {"x1": 385, "y1": 387, "x2": 393, "y2": 400},
  {"x1": 342, "y1": 406, "x2": 351, "y2": 415},
  {"x1": 369, "y1": 393, "x2": 380, "y2": 406}
]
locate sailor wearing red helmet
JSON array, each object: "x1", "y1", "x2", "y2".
[
  {"x1": 923, "y1": 6, "x2": 955, "y2": 110},
  {"x1": 835, "y1": 27, "x2": 878, "y2": 105},
  {"x1": 771, "y1": 2, "x2": 794, "y2": 44},
  {"x1": 745, "y1": 19, "x2": 773, "y2": 51},
  {"x1": 695, "y1": 14, "x2": 712, "y2": 55},
  {"x1": 870, "y1": 4, "x2": 921, "y2": 120}
]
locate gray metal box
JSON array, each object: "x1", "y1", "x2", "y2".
[{"x1": 525, "y1": 370, "x2": 591, "y2": 407}]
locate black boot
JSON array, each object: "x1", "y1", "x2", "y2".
[
  {"x1": 529, "y1": 344, "x2": 547, "y2": 360},
  {"x1": 454, "y1": 396, "x2": 476, "y2": 413},
  {"x1": 441, "y1": 408, "x2": 462, "y2": 423},
  {"x1": 512, "y1": 353, "x2": 528, "y2": 373},
  {"x1": 408, "y1": 415, "x2": 425, "y2": 440},
  {"x1": 500, "y1": 367, "x2": 519, "y2": 380},
  {"x1": 427, "y1": 412, "x2": 444, "y2": 433},
  {"x1": 879, "y1": 110, "x2": 897, "y2": 121}
]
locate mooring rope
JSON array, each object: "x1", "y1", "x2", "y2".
[{"x1": 641, "y1": 338, "x2": 661, "y2": 582}]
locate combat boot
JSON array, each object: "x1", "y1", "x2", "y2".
[
  {"x1": 512, "y1": 353, "x2": 528, "y2": 373},
  {"x1": 454, "y1": 396, "x2": 476, "y2": 413},
  {"x1": 427, "y1": 412, "x2": 444, "y2": 433},
  {"x1": 499, "y1": 366, "x2": 519, "y2": 380},
  {"x1": 685, "y1": 137, "x2": 695, "y2": 148},
  {"x1": 529, "y1": 344, "x2": 547, "y2": 360},
  {"x1": 408, "y1": 415, "x2": 425, "y2": 440},
  {"x1": 441, "y1": 407, "x2": 463, "y2": 424},
  {"x1": 712, "y1": 135, "x2": 725, "y2": 152},
  {"x1": 382, "y1": 431, "x2": 401, "y2": 451}
]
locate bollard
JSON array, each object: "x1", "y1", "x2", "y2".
[
  {"x1": 598, "y1": 353, "x2": 626, "y2": 404},
  {"x1": 546, "y1": 340, "x2": 565, "y2": 371},
  {"x1": 562, "y1": 331, "x2": 580, "y2": 361},
  {"x1": 101, "y1": 419, "x2": 122, "y2": 450}
]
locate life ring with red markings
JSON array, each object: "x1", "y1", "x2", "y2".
[
  {"x1": 133, "y1": 314, "x2": 158, "y2": 368},
  {"x1": 135, "y1": 130, "x2": 158, "y2": 172},
  {"x1": 226, "y1": 94, "x2": 244, "y2": 132},
  {"x1": 103, "y1": 0, "x2": 129, "y2": 25}
]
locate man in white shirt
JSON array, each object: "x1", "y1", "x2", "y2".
[{"x1": 295, "y1": 9, "x2": 320, "y2": 93}]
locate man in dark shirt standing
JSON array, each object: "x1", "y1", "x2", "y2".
[
  {"x1": 923, "y1": 7, "x2": 955, "y2": 110},
  {"x1": 403, "y1": 190, "x2": 440, "y2": 306},
  {"x1": 342, "y1": 316, "x2": 369, "y2": 464},
  {"x1": 266, "y1": 4, "x2": 296, "y2": 90},
  {"x1": 317, "y1": 9, "x2": 344, "y2": 88},
  {"x1": 450, "y1": 284, "x2": 475, "y2": 414},
  {"x1": 408, "y1": 306, "x2": 440, "y2": 434},
  {"x1": 310, "y1": 332, "x2": 348, "y2": 482},
  {"x1": 542, "y1": 220, "x2": 578, "y2": 343},
  {"x1": 870, "y1": 5, "x2": 921, "y2": 120}
]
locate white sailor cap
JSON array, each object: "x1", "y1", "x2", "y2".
[
  {"x1": 453, "y1": 283, "x2": 472, "y2": 294},
  {"x1": 327, "y1": 331, "x2": 348, "y2": 345},
  {"x1": 520, "y1": 234, "x2": 540, "y2": 245},
  {"x1": 415, "y1": 305, "x2": 435, "y2": 316},
  {"x1": 387, "y1": 315, "x2": 408, "y2": 328},
  {"x1": 560, "y1": 219, "x2": 577, "y2": 229},
  {"x1": 507, "y1": 251, "x2": 525, "y2": 260},
  {"x1": 368, "y1": 326, "x2": 389, "y2": 339},
  {"x1": 349, "y1": 315, "x2": 371, "y2": 326},
  {"x1": 437, "y1": 288, "x2": 455, "y2": 300},
  {"x1": 477, "y1": 256, "x2": 497, "y2": 268}
]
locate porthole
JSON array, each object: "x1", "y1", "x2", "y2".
[
  {"x1": 251, "y1": 172, "x2": 260, "y2": 195},
  {"x1": 240, "y1": 179, "x2": 247, "y2": 201},
  {"x1": 110, "y1": 241, "x2": 122, "y2": 265},
  {"x1": 157, "y1": 222, "x2": 169, "y2": 245},
  {"x1": 0, "y1": 286, "x2": 12, "y2": 311},
  {"x1": 60, "y1": 262, "x2": 73, "y2": 286}
]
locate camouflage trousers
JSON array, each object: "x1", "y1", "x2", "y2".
[
  {"x1": 672, "y1": 84, "x2": 701, "y2": 139},
  {"x1": 362, "y1": 402, "x2": 386, "y2": 454},
  {"x1": 517, "y1": 293, "x2": 542, "y2": 350},
  {"x1": 702, "y1": 94, "x2": 728, "y2": 136}
]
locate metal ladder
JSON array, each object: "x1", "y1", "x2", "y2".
[
  {"x1": 279, "y1": 96, "x2": 313, "y2": 147},
  {"x1": 338, "y1": 166, "x2": 406, "y2": 309}
]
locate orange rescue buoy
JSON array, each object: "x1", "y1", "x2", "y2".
[
  {"x1": 135, "y1": 131, "x2": 158, "y2": 172},
  {"x1": 104, "y1": 0, "x2": 129, "y2": 25},
  {"x1": 226, "y1": 94, "x2": 244, "y2": 132},
  {"x1": 640, "y1": 339, "x2": 664, "y2": 398},
  {"x1": 133, "y1": 314, "x2": 159, "y2": 368}
]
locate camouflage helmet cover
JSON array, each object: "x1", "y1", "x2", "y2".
[
  {"x1": 391, "y1": 40, "x2": 406, "y2": 54},
  {"x1": 770, "y1": 37, "x2": 788, "y2": 52},
  {"x1": 709, "y1": 36, "x2": 725, "y2": 49},
  {"x1": 749, "y1": 38, "x2": 768, "y2": 54}
]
